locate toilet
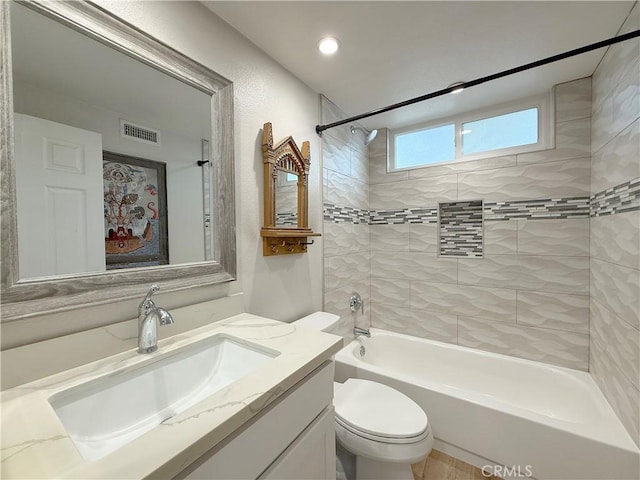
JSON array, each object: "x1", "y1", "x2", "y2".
[{"x1": 293, "y1": 312, "x2": 433, "y2": 480}]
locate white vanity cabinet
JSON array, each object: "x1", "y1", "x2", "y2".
[{"x1": 180, "y1": 361, "x2": 336, "y2": 480}]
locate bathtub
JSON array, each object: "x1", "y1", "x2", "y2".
[{"x1": 334, "y1": 329, "x2": 640, "y2": 480}]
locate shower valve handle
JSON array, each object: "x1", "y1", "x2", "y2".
[{"x1": 350, "y1": 292, "x2": 364, "y2": 314}]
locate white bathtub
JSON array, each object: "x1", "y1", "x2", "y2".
[{"x1": 334, "y1": 329, "x2": 640, "y2": 480}]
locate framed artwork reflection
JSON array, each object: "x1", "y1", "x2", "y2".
[{"x1": 103, "y1": 151, "x2": 169, "y2": 269}]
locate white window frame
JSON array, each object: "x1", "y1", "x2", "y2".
[{"x1": 389, "y1": 92, "x2": 554, "y2": 172}]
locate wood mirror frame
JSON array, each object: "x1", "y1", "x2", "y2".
[
  {"x1": 0, "y1": 1, "x2": 236, "y2": 324},
  {"x1": 260, "y1": 122, "x2": 319, "y2": 256}
]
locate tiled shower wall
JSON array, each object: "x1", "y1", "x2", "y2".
[
  {"x1": 366, "y1": 76, "x2": 592, "y2": 371},
  {"x1": 589, "y1": 3, "x2": 639, "y2": 447},
  {"x1": 321, "y1": 96, "x2": 371, "y2": 339}
]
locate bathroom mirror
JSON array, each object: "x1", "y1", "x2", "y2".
[
  {"x1": 260, "y1": 122, "x2": 319, "y2": 256},
  {"x1": 1, "y1": 1, "x2": 236, "y2": 321},
  {"x1": 275, "y1": 171, "x2": 299, "y2": 227}
]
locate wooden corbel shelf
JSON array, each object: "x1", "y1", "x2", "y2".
[{"x1": 260, "y1": 123, "x2": 320, "y2": 256}]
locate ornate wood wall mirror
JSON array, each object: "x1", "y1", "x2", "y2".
[{"x1": 260, "y1": 123, "x2": 319, "y2": 256}]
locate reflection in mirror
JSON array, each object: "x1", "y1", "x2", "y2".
[
  {"x1": 11, "y1": 2, "x2": 212, "y2": 280},
  {"x1": 1, "y1": 1, "x2": 235, "y2": 322},
  {"x1": 275, "y1": 171, "x2": 298, "y2": 227}
]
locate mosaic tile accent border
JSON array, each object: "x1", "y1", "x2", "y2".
[
  {"x1": 484, "y1": 197, "x2": 590, "y2": 221},
  {"x1": 323, "y1": 204, "x2": 369, "y2": 224},
  {"x1": 324, "y1": 197, "x2": 590, "y2": 225},
  {"x1": 590, "y1": 178, "x2": 640, "y2": 217},
  {"x1": 324, "y1": 179, "x2": 639, "y2": 225},
  {"x1": 370, "y1": 207, "x2": 438, "y2": 225},
  {"x1": 276, "y1": 213, "x2": 298, "y2": 226},
  {"x1": 439, "y1": 201, "x2": 483, "y2": 257}
]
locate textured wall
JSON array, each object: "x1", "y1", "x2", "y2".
[
  {"x1": 4, "y1": 1, "x2": 324, "y2": 349},
  {"x1": 321, "y1": 96, "x2": 371, "y2": 339},
  {"x1": 589, "y1": 2, "x2": 639, "y2": 447},
  {"x1": 366, "y1": 77, "x2": 592, "y2": 371}
]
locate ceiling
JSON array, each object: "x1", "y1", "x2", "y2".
[{"x1": 204, "y1": 1, "x2": 634, "y2": 131}]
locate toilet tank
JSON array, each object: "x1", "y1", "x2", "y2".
[{"x1": 293, "y1": 312, "x2": 340, "y2": 333}]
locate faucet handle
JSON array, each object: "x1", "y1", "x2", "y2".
[
  {"x1": 139, "y1": 284, "x2": 160, "y2": 313},
  {"x1": 157, "y1": 307, "x2": 175, "y2": 326}
]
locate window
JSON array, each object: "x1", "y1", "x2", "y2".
[
  {"x1": 462, "y1": 108, "x2": 538, "y2": 155},
  {"x1": 390, "y1": 94, "x2": 552, "y2": 171},
  {"x1": 395, "y1": 123, "x2": 455, "y2": 169}
]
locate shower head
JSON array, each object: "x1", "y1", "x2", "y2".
[{"x1": 350, "y1": 125, "x2": 378, "y2": 146}]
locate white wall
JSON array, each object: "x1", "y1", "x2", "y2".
[{"x1": 4, "y1": 1, "x2": 323, "y2": 349}]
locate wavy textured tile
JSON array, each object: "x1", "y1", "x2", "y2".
[
  {"x1": 324, "y1": 252, "x2": 370, "y2": 291},
  {"x1": 612, "y1": 58, "x2": 639, "y2": 136},
  {"x1": 592, "y1": 119, "x2": 640, "y2": 194},
  {"x1": 517, "y1": 219, "x2": 589, "y2": 256},
  {"x1": 371, "y1": 253, "x2": 457, "y2": 283},
  {"x1": 320, "y1": 96, "x2": 352, "y2": 144},
  {"x1": 322, "y1": 136, "x2": 351, "y2": 176},
  {"x1": 517, "y1": 291, "x2": 589, "y2": 334},
  {"x1": 517, "y1": 118, "x2": 591, "y2": 165},
  {"x1": 458, "y1": 255, "x2": 589, "y2": 294},
  {"x1": 409, "y1": 224, "x2": 438, "y2": 253},
  {"x1": 370, "y1": 224, "x2": 410, "y2": 252},
  {"x1": 326, "y1": 170, "x2": 369, "y2": 210},
  {"x1": 590, "y1": 340, "x2": 640, "y2": 447},
  {"x1": 410, "y1": 282, "x2": 516, "y2": 322},
  {"x1": 370, "y1": 303, "x2": 457, "y2": 343},
  {"x1": 276, "y1": 184, "x2": 297, "y2": 214},
  {"x1": 458, "y1": 157, "x2": 590, "y2": 202},
  {"x1": 458, "y1": 316, "x2": 589, "y2": 371},
  {"x1": 370, "y1": 153, "x2": 408, "y2": 185},
  {"x1": 591, "y1": 210, "x2": 640, "y2": 269},
  {"x1": 554, "y1": 77, "x2": 592, "y2": 123},
  {"x1": 592, "y1": 9, "x2": 639, "y2": 111},
  {"x1": 351, "y1": 145, "x2": 369, "y2": 181},
  {"x1": 592, "y1": 95, "x2": 615, "y2": 154},
  {"x1": 484, "y1": 221, "x2": 517, "y2": 254},
  {"x1": 370, "y1": 176, "x2": 457, "y2": 209},
  {"x1": 368, "y1": 128, "x2": 388, "y2": 159},
  {"x1": 408, "y1": 155, "x2": 516, "y2": 178},
  {"x1": 323, "y1": 222, "x2": 369, "y2": 257},
  {"x1": 324, "y1": 281, "x2": 371, "y2": 341},
  {"x1": 370, "y1": 277, "x2": 410, "y2": 306},
  {"x1": 591, "y1": 297, "x2": 640, "y2": 390},
  {"x1": 590, "y1": 258, "x2": 640, "y2": 330}
]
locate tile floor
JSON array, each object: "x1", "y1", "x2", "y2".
[{"x1": 412, "y1": 450, "x2": 500, "y2": 480}]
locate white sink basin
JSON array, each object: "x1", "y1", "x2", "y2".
[{"x1": 48, "y1": 334, "x2": 279, "y2": 461}]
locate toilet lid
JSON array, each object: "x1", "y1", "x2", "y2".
[{"x1": 334, "y1": 379, "x2": 428, "y2": 440}]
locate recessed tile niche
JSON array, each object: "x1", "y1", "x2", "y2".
[{"x1": 439, "y1": 201, "x2": 483, "y2": 257}]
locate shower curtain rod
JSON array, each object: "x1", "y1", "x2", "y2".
[{"x1": 315, "y1": 29, "x2": 640, "y2": 135}]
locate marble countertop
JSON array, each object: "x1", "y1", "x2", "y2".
[{"x1": 1, "y1": 313, "x2": 343, "y2": 479}]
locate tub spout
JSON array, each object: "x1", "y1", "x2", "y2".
[{"x1": 354, "y1": 326, "x2": 371, "y2": 338}]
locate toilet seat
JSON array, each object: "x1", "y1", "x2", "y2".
[
  {"x1": 335, "y1": 416, "x2": 431, "y2": 444},
  {"x1": 334, "y1": 379, "x2": 429, "y2": 444}
]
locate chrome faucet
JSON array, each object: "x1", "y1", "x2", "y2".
[
  {"x1": 137, "y1": 284, "x2": 175, "y2": 354},
  {"x1": 353, "y1": 326, "x2": 371, "y2": 338}
]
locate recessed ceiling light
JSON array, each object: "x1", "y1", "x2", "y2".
[
  {"x1": 449, "y1": 82, "x2": 465, "y2": 94},
  {"x1": 318, "y1": 37, "x2": 340, "y2": 55}
]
